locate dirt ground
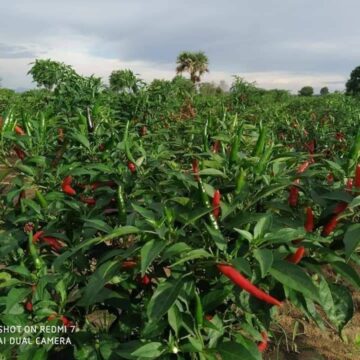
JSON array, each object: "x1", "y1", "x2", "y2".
[{"x1": 266, "y1": 292, "x2": 360, "y2": 360}]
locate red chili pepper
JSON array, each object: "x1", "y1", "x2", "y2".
[
  {"x1": 288, "y1": 186, "x2": 299, "y2": 207},
  {"x1": 205, "y1": 314, "x2": 213, "y2": 321},
  {"x1": 297, "y1": 161, "x2": 310, "y2": 174},
  {"x1": 216, "y1": 264, "x2": 282, "y2": 306},
  {"x1": 286, "y1": 246, "x2": 305, "y2": 264},
  {"x1": 60, "y1": 316, "x2": 70, "y2": 326},
  {"x1": 327, "y1": 172, "x2": 334, "y2": 184},
  {"x1": 321, "y1": 215, "x2": 338, "y2": 236},
  {"x1": 304, "y1": 207, "x2": 314, "y2": 232},
  {"x1": 355, "y1": 164, "x2": 360, "y2": 188},
  {"x1": 58, "y1": 128, "x2": 64, "y2": 143},
  {"x1": 211, "y1": 140, "x2": 221, "y2": 153},
  {"x1": 14, "y1": 125, "x2": 25, "y2": 136},
  {"x1": 25, "y1": 301, "x2": 33, "y2": 312},
  {"x1": 61, "y1": 176, "x2": 76, "y2": 195},
  {"x1": 31, "y1": 284, "x2": 37, "y2": 293},
  {"x1": 127, "y1": 161, "x2": 136, "y2": 173},
  {"x1": 33, "y1": 230, "x2": 45, "y2": 243},
  {"x1": 212, "y1": 190, "x2": 221, "y2": 219},
  {"x1": 98, "y1": 143, "x2": 105, "y2": 151},
  {"x1": 335, "y1": 132, "x2": 345, "y2": 142},
  {"x1": 14, "y1": 146, "x2": 26, "y2": 160},
  {"x1": 80, "y1": 196, "x2": 96, "y2": 206},
  {"x1": 334, "y1": 202, "x2": 348, "y2": 214},
  {"x1": 257, "y1": 331, "x2": 268, "y2": 353},
  {"x1": 139, "y1": 126, "x2": 147, "y2": 137},
  {"x1": 121, "y1": 260, "x2": 137, "y2": 270},
  {"x1": 346, "y1": 178, "x2": 353, "y2": 192},
  {"x1": 192, "y1": 159, "x2": 200, "y2": 181},
  {"x1": 47, "y1": 313, "x2": 57, "y2": 321},
  {"x1": 306, "y1": 140, "x2": 315, "y2": 154},
  {"x1": 42, "y1": 236, "x2": 63, "y2": 251},
  {"x1": 138, "y1": 275, "x2": 151, "y2": 286}
]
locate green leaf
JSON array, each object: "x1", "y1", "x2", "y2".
[
  {"x1": 141, "y1": 239, "x2": 167, "y2": 276},
  {"x1": 5, "y1": 287, "x2": 32, "y2": 314},
  {"x1": 53, "y1": 226, "x2": 139, "y2": 270},
  {"x1": 327, "y1": 284, "x2": 354, "y2": 332},
  {"x1": 343, "y1": 224, "x2": 360, "y2": 261},
  {"x1": 332, "y1": 261, "x2": 360, "y2": 289},
  {"x1": 169, "y1": 249, "x2": 212, "y2": 268},
  {"x1": 84, "y1": 219, "x2": 113, "y2": 233},
  {"x1": 161, "y1": 243, "x2": 192, "y2": 262},
  {"x1": 234, "y1": 228, "x2": 253, "y2": 242},
  {"x1": 253, "y1": 249, "x2": 273, "y2": 278},
  {"x1": 254, "y1": 215, "x2": 271, "y2": 239},
  {"x1": 263, "y1": 227, "x2": 305, "y2": 244},
  {"x1": 321, "y1": 190, "x2": 353, "y2": 203},
  {"x1": 205, "y1": 224, "x2": 227, "y2": 251},
  {"x1": 168, "y1": 304, "x2": 182, "y2": 337},
  {"x1": 77, "y1": 260, "x2": 121, "y2": 307},
  {"x1": 147, "y1": 275, "x2": 189, "y2": 320},
  {"x1": 217, "y1": 341, "x2": 261, "y2": 360},
  {"x1": 131, "y1": 342, "x2": 164, "y2": 358},
  {"x1": 270, "y1": 260, "x2": 319, "y2": 301},
  {"x1": 15, "y1": 164, "x2": 35, "y2": 176},
  {"x1": 72, "y1": 131, "x2": 90, "y2": 149},
  {"x1": 199, "y1": 168, "x2": 226, "y2": 177},
  {"x1": 348, "y1": 195, "x2": 360, "y2": 209},
  {"x1": 0, "y1": 272, "x2": 22, "y2": 288}
]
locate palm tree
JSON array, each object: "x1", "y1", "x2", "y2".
[{"x1": 176, "y1": 51, "x2": 209, "y2": 84}]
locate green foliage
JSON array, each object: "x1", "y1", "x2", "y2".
[
  {"x1": 0, "y1": 59, "x2": 360, "y2": 359},
  {"x1": 109, "y1": 69, "x2": 143, "y2": 93},
  {"x1": 298, "y1": 86, "x2": 314, "y2": 96},
  {"x1": 320, "y1": 86, "x2": 329, "y2": 95},
  {"x1": 176, "y1": 51, "x2": 209, "y2": 83},
  {"x1": 346, "y1": 65, "x2": 360, "y2": 95}
]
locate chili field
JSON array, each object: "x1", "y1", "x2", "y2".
[{"x1": 0, "y1": 61, "x2": 359, "y2": 360}]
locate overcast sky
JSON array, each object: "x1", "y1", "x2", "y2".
[{"x1": 0, "y1": 0, "x2": 358, "y2": 92}]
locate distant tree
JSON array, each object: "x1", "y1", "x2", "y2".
[
  {"x1": 171, "y1": 75, "x2": 195, "y2": 93},
  {"x1": 176, "y1": 51, "x2": 209, "y2": 84},
  {"x1": 298, "y1": 86, "x2": 314, "y2": 96},
  {"x1": 28, "y1": 59, "x2": 76, "y2": 91},
  {"x1": 199, "y1": 82, "x2": 223, "y2": 95},
  {"x1": 320, "y1": 87, "x2": 329, "y2": 95},
  {"x1": 346, "y1": 66, "x2": 360, "y2": 95},
  {"x1": 109, "y1": 69, "x2": 142, "y2": 93}
]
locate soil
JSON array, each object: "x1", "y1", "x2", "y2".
[{"x1": 266, "y1": 292, "x2": 360, "y2": 360}]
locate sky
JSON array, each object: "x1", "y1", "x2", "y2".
[{"x1": 0, "y1": 0, "x2": 359, "y2": 92}]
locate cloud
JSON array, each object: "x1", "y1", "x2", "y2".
[{"x1": 0, "y1": 0, "x2": 358, "y2": 91}]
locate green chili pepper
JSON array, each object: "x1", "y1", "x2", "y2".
[
  {"x1": 24, "y1": 118, "x2": 33, "y2": 137},
  {"x1": 230, "y1": 113, "x2": 238, "y2": 132},
  {"x1": 116, "y1": 185, "x2": 127, "y2": 225},
  {"x1": 2, "y1": 109, "x2": 15, "y2": 132},
  {"x1": 20, "y1": 198, "x2": 26, "y2": 213},
  {"x1": 198, "y1": 178, "x2": 219, "y2": 230},
  {"x1": 256, "y1": 144, "x2": 273, "y2": 174},
  {"x1": 348, "y1": 127, "x2": 360, "y2": 171},
  {"x1": 78, "y1": 112, "x2": 88, "y2": 136},
  {"x1": 229, "y1": 134, "x2": 240, "y2": 165},
  {"x1": 124, "y1": 121, "x2": 137, "y2": 164},
  {"x1": 28, "y1": 232, "x2": 45, "y2": 271},
  {"x1": 203, "y1": 119, "x2": 209, "y2": 152},
  {"x1": 252, "y1": 123, "x2": 266, "y2": 157},
  {"x1": 195, "y1": 291, "x2": 203, "y2": 328},
  {"x1": 35, "y1": 190, "x2": 48, "y2": 209},
  {"x1": 39, "y1": 112, "x2": 46, "y2": 140},
  {"x1": 235, "y1": 169, "x2": 246, "y2": 194}
]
